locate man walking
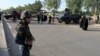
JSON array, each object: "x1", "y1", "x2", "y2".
[{"x1": 15, "y1": 10, "x2": 35, "y2": 56}]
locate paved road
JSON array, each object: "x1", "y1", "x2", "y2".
[{"x1": 8, "y1": 20, "x2": 100, "y2": 56}]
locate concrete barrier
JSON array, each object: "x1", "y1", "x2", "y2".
[
  {"x1": 0, "y1": 21, "x2": 9, "y2": 56},
  {"x1": 2, "y1": 17, "x2": 21, "y2": 56}
]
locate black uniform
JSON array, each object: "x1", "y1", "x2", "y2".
[
  {"x1": 0, "y1": 13, "x2": 1, "y2": 20},
  {"x1": 12, "y1": 10, "x2": 17, "y2": 22},
  {"x1": 37, "y1": 12, "x2": 43, "y2": 23},
  {"x1": 15, "y1": 24, "x2": 35, "y2": 56},
  {"x1": 48, "y1": 15, "x2": 52, "y2": 24},
  {"x1": 80, "y1": 16, "x2": 88, "y2": 30}
]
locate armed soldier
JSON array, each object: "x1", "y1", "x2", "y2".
[{"x1": 15, "y1": 10, "x2": 35, "y2": 56}]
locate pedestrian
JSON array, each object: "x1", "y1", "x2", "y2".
[
  {"x1": 0, "y1": 12, "x2": 1, "y2": 20},
  {"x1": 48, "y1": 15, "x2": 52, "y2": 24},
  {"x1": 37, "y1": 12, "x2": 41, "y2": 23},
  {"x1": 12, "y1": 10, "x2": 17, "y2": 22},
  {"x1": 15, "y1": 10, "x2": 35, "y2": 56},
  {"x1": 37, "y1": 11, "x2": 44, "y2": 24},
  {"x1": 17, "y1": 10, "x2": 22, "y2": 20},
  {"x1": 80, "y1": 15, "x2": 88, "y2": 30},
  {"x1": 51, "y1": 16, "x2": 55, "y2": 24}
]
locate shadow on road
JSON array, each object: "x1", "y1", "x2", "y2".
[
  {"x1": 30, "y1": 55, "x2": 35, "y2": 56},
  {"x1": 87, "y1": 28, "x2": 100, "y2": 32}
]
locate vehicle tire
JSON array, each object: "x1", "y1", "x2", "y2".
[{"x1": 64, "y1": 20, "x2": 70, "y2": 24}]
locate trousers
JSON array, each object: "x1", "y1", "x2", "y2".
[{"x1": 22, "y1": 45, "x2": 30, "y2": 56}]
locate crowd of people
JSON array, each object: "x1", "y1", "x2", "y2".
[{"x1": 3, "y1": 10, "x2": 58, "y2": 24}]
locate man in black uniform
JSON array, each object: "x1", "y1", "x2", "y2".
[
  {"x1": 48, "y1": 15, "x2": 52, "y2": 24},
  {"x1": 37, "y1": 11, "x2": 43, "y2": 23},
  {"x1": 12, "y1": 10, "x2": 17, "y2": 22},
  {"x1": 64, "y1": 8, "x2": 71, "y2": 16},
  {"x1": 0, "y1": 12, "x2": 1, "y2": 20},
  {"x1": 15, "y1": 10, "x2": 35, "y2": 56},
  {"x1": 80, "y1": 16, "x2": 88, "y2": 30}
]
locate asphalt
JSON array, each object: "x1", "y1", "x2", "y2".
[
  {"x1": 9, "y1": 20, "x2": 100, "y2": 56},
  {"x1": 1, "y1": 19, "x2": 100, "y2": 56}
]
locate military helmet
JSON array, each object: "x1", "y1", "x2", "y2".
[{"x1": 21, "y1": 10, "x2": 32, "y2": 19}]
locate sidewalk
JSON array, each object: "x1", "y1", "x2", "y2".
[{"x1": 0, "y1": 22, "x2": 9, "y2": 56}]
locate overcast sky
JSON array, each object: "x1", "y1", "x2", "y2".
[{"x1": 0, "y1": 0, "x2": 66, "y2": 11}]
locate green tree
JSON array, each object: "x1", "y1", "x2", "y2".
[
  {"x1": 83, "y1": 0, "x2": 100, "y2": 15},
  {"x1": 16, "y1": 6, "x2": 25, "y2": 11},
  {"x1": 3, "y1": 7, "x2": 16, "y2": 13},
  {"x1": 33, "y1": 1, "x2": 42, "y2": 12},
  {"x1": 65, "y1": 0, "x2": 83, "y2": 14},
  {"x1": 83, "y1": 0, "x2": 100, "y2": 23},
  {"x1": 24, "y1": 0, "x2": 42, "y2": 13},
  {"x1": 44, "y1": 0, "x2": 61, "y2": 16},
  {"x1": 3, "y1": 0, "x2": 42, "y2": 14}
]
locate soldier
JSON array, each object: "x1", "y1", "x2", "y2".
[
  {"x1": 15, "y1": 10, "x2": 35, "y2": 56},
  {"x1": 80, "y1": 15, "x2": 88, "y2": 30},
  {"x1": 17, "y1": 10, "x2": 22, "y2": 20},
  {"x1": 43, "y1": 13, "x2": 47, "y2": 22},
  {"x1": 37, "y1": 11, "x2": 44, "y2": 24},
  {"x1": 64, "y1": 8, "x2": 71, "y2": 16},
  {"x1": 0, "y1": 12, "x2": 1, "y2": 20},
  {"x1": 12, "y1": 10, "x2": 17, "y2": 22},
  {"x1": 37, "y1": 12, "x2": 41, "y2": 23},
  {"x1": 48, "y1": 15, "x2": 52, "y2": 24}
]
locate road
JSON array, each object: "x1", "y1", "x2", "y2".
[{"x1": 8, "y1": 20, "x2": 100, "y2": 56}]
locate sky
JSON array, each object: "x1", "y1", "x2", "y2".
[{"x1": 0, "y1": 0, "x2": 66, "y2": 11}]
